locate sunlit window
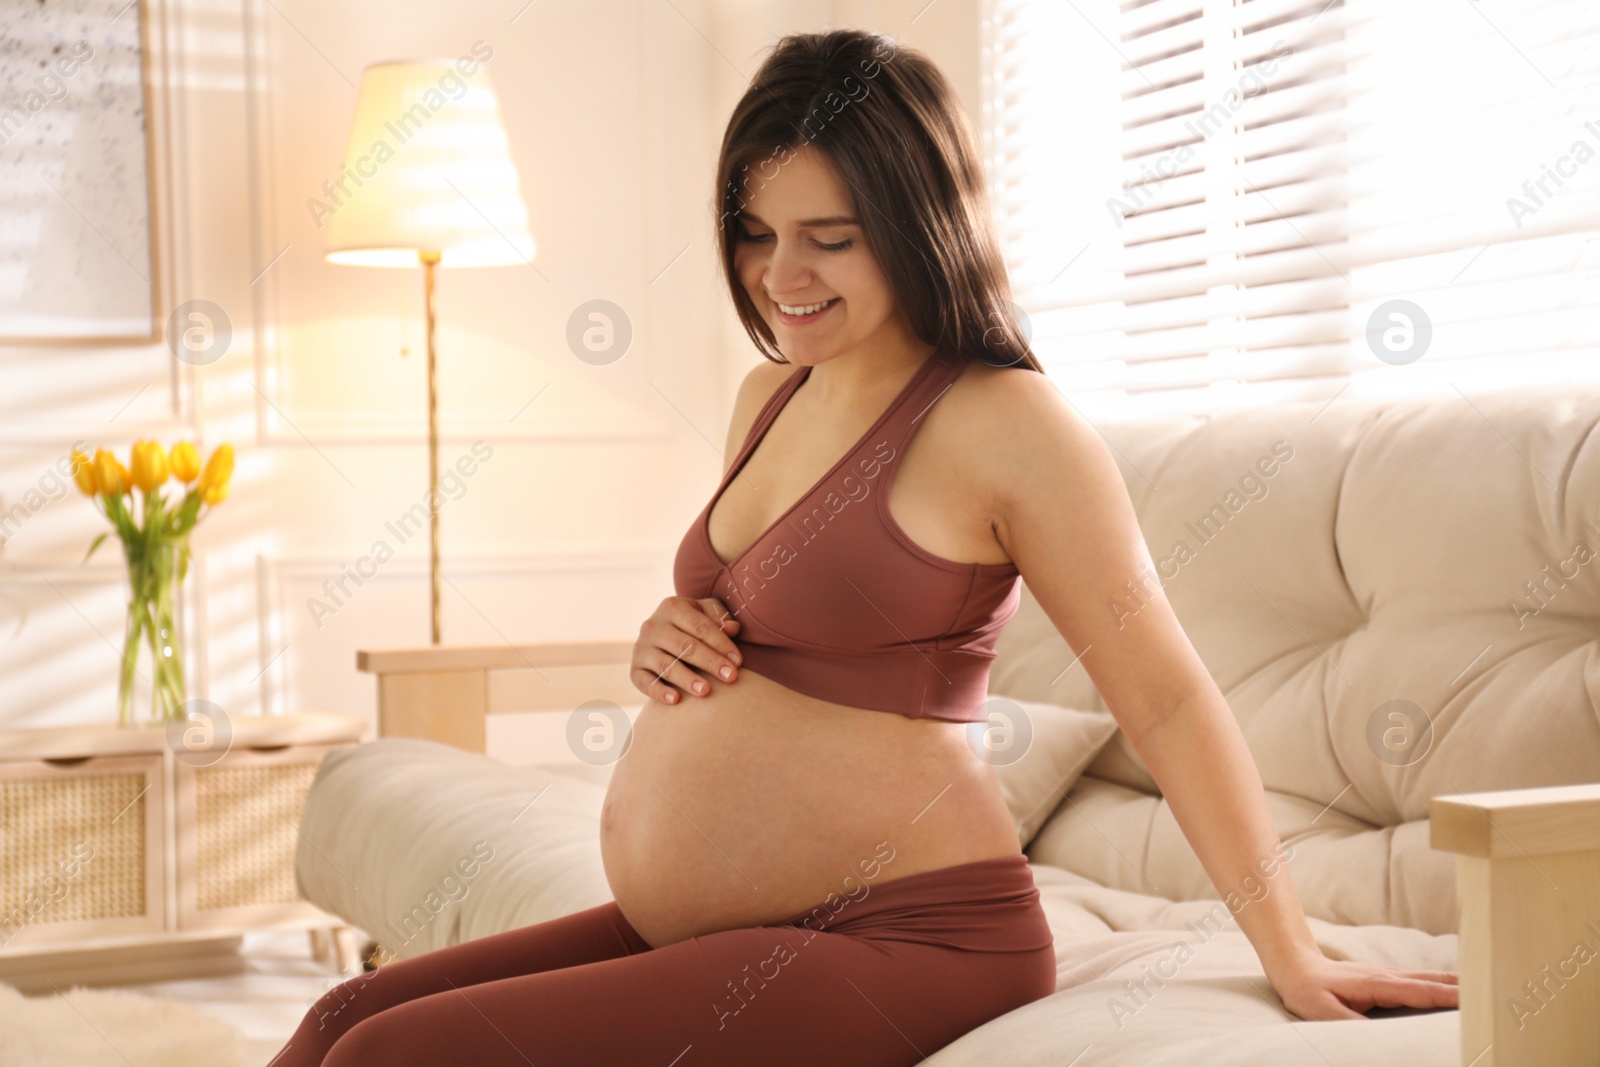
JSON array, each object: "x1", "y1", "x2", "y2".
[{"x1": 982, "y1": 0, "x2": 1600, "y2": 420}]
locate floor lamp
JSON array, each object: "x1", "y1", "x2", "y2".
[{"x1": 323, "y1": 59, "x2": 534, "y2": 644}]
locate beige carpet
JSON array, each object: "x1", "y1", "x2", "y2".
[{"x1": 0, "y1": 980, "x2": 269, "y2": 1066}]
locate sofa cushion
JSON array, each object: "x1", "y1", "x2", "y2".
[
  {"x1": 294, "y1": 737, "x2": 613, "y2": 960},
  {"x1": 982, "y1": 699, "x2": 1122, "y2": 847},
  {"x1": 990, "y1": 387, "x2": 1600, "y2": 935},
  {"x1": 929, "y1": 863, "x2": 1458, "y2": 1066}
]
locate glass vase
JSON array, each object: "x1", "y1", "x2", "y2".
[{"x1": 118, "y1": 538, "x2": 188, "y2": 725}]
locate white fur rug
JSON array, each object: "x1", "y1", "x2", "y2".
[{"x1": 0, "y1": 981, "x2": 266, "y2": 1066}]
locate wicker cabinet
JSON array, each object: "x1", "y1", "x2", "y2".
[
  {"x1": 0, "y1": 752, "x2": 166, "y2": 946},
  {"x1": 0, "y1": 714, "x2": 365, "y2": 992}
]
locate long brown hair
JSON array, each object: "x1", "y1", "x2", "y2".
[{"x1": 713, "y1": 29, "x2": 1043, "y2": 374}]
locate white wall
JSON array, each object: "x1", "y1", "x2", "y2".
[{"x1": 0, "y1": 0, "x2": 982, "y2": 741}]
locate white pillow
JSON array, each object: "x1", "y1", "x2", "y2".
[{"x1": 968, "y1": 697, "x2": 1122, "y2": 848}]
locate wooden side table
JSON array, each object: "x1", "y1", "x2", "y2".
[{"x1": 0, "y1": 712, "x2": 367, "y2": 992}]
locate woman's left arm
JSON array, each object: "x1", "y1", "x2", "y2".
[{"x1": 981, "y1": 370, "x2": 1458, "y2": 1020}]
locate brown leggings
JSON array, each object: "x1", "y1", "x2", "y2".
[{"x1": 271, "y1": 853, "x2": 1056, "y2": 1067}]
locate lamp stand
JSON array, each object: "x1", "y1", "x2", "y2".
[{"x1": 420, "y1": 249, "x2": 442, "y2": 645}]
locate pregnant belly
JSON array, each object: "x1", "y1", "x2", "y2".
[{"x1": 598, "y1": 667, "x2": 1021, "y2": 949}]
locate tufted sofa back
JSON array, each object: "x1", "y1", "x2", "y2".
[{"x1": 990, "y1": 387, "x2": 1600, "y2": 936}]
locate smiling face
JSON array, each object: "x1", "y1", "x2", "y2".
[{"x1": 732, "y1": 145, "x2": 919, "y2": 368}]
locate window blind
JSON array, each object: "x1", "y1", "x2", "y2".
[{"x1": 982, "y1": 0, "x2": 1600, "y2": 418}]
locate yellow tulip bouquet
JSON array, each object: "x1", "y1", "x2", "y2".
[{"x1": 71, "y1": 441, "x2": 233, "y2": 725}]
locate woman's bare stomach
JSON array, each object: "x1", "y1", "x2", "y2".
[{"x1": 599, "y1": 666, "x2": 1022, "y2": 949}]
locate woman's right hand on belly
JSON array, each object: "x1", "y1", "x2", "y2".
[{"x1": 631, "y1": 596, "x2": 743, "y2": 704}]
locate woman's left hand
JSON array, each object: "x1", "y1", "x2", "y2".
[{"x1": 1269, "y1": 951, "x2": 1459, "y2": 1021}]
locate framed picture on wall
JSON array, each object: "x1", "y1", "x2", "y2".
[{"x1": 0, "y1": 0, "x2": 163, "y2": 345}]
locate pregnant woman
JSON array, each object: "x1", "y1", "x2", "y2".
[{"x1": 275, "y1": 28, "x2": 1456, "y2": 1067}]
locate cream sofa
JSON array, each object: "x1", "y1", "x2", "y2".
[{"x1": 296, "y1": 385, "x2": 1600, "y2": 1065}]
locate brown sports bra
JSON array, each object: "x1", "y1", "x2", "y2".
[{"x1": 672, "y1": 347, "x2": 1022, "y2": 723}]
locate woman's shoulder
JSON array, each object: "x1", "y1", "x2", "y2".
[
  {"x1": 940, "y1": 356, "x2": 1104, "y2": 481},
  {"x1": 946, "y1": 356, "x2": 1081, "y2": 436},
  {"x1": 719, "y1": 358, "x2": 800, "y2": 474}
]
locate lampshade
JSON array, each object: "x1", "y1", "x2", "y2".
[{"x1": 323, "y1": 59, "x2": 535, "y2": 268}]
